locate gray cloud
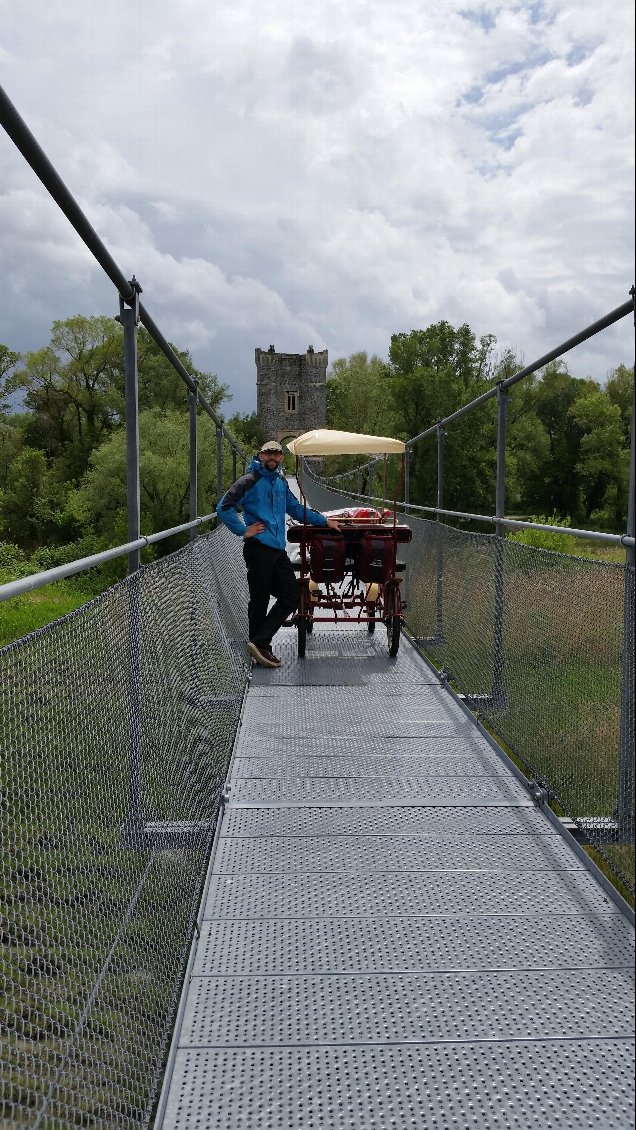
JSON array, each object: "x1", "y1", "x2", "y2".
[{"x1": 0, "y1": 0, "x2": 633, "y2": 415}]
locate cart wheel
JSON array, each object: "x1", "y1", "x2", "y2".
[
  {"x1": 366, "y1": 602, "x2": 376, "y2": 633},
  {"x1": 386, "y1": 586, "x2": 401, "y2": 657},
  {"x1": 298, "y1": 616, "x2": 307, "y2": 657}
]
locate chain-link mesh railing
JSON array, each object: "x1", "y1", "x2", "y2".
[
  {"x1": 302, "y1": 472, "x2": 635, "y2": 900},
  {"x1": 1, "y1": 526, "x2": 248, "y2": 1129}
]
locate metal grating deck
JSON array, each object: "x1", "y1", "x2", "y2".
[{"x1": 156, "y1": 627, "x2": 635, "y2": 1129}]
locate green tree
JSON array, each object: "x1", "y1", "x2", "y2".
[
  {"x1": 0, "y1": 344, "x2": 20, "y2": 414},
  {"x1": 12, "y1": 316, "x2": 229, "y2": 482},
  {"x1": 569, "y1": 388, "x2": 626, "y2": 527},
  {"x1": 500, "y1": 357, "x2": 549, "y2": 516},
  {"x1": 136, "y1": 328, "x2": 229, "y2": 414},
  {"x1": 225, "y1": 411, "x2": 263, "y2": 455},
  {"x1": 530, "y1": 362, "x2": 600, "y2": 522},
  {"x1": 0, "y1": 443, "x2": 84, "y2": 551},
  {"x1": 76, "y1": 408, "x2": 237, "y2": 544},
  {"x1": 324, "y1": 352, "x2": 393, "y2": 475},
  {"x1": 0, "y1": 417, "x2": 24, "y2": 491},
  {"x1": 13, "y1": 317, "x2": 124, "y2": 477},
  {"x1": 606, "y1": 363, "x2": 633, "y2": 444},
  {"x1": 0, "y1": 447, "x2": 47, "y2": 549},
  {"x1": 387, "y1": 322, "x2": 499, "y2": 510}
]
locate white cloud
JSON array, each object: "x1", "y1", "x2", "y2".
[{"x1": 0, "y1": 0, "x2": 633, "y2": 411}]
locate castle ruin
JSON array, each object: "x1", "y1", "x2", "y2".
[{"x1": 255, "y1": 345, "x2": 327, "y2": 444}]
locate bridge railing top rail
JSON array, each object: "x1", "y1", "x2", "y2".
[
  {"x1": 0, "y1": 513, "x2": 218, "y2": 605},
  {"x1": 302, "y1": 478, "x2": 635, "y2": 549}
]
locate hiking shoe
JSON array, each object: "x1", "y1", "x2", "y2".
[{"x1": 248, "y1": 641, "x2": 282, "y2": 668}]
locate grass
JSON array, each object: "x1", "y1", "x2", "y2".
[
  {"x1": 403, "y1": 525, "x2": 635, "y2": 903},
  {"x1": 0, "y1": 580, "x2": 93, "y2": 648}
]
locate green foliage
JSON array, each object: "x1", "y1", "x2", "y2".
[
  {"x1": 225, "y1": 411, "x2": 263, "y2": 454},
  {"x1": 324, "y1": 330, "x2": 632, "y2": 539},
  {"x1": 76, "y1": 407, "x2": 237, "y2": 545},
  {"x1": 0, "y1": 416, "x2": 24, "y2": 491},
  {"x1": 385, "y1": 322, "x2": 499, "y2": 511},
  {"x1": 7, "y1": 315, "x2": 228, "y2": 485},
  {"x1": 324, "y1": 353, "x2": 393, "y2": 476},
  {"x1": 570, "y1": 388, "x2": 626, "y2": 523},
  {"x1": 606, "y1": 363, "x2": 633, "y2": 442},
  {"x1": 0, "y1": 343, "x2": 20, "y2": 412},
  {"x1": 0, "y1": 316, "x2": 632, "y2": 646},
  {"x1": 506, "y1": 513, "x2": 582, "y2": 554},
  {"x1": 136, "y1": 327, "x2": 229, "y2": 414},
  {"x1": 0, "y1": 316, "x2": 231, "y2": 555}
]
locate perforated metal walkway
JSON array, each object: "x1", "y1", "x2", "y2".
[{"x1": 156, "y1": 627, "x2": 635, "y2": 1129}]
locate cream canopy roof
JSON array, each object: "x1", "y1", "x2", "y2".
[{"x1": 286, "y1": 428, "x2": 405, "y2": 456}]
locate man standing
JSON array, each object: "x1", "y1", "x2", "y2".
[{"x1": 217, "y1": 441, "x2": 339, "y2": 668}]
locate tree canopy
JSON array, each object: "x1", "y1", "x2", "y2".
[
  {"x1": 0, "y1": 313, "x2": 632, "y2": 565},
  {"x1": 0, "y1": 315, "x2": 229, "y2": 551},
  {"x1": 324, "y1": 324, "x2": 632, "y2": 530}
]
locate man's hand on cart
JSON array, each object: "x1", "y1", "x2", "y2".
[{"x1": 325, "y1": 518, "x2": 341, "y2": 530}]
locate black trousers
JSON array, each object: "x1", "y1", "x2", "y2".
[{"x1": 242, "y1": 539, "x2": 299, "y2": 647}]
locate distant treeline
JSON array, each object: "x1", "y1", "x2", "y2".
[
  {"x1": 324, "y1": 324, "x2": 631, "y2": 533},
  {"x1": 0, "y1": 316, "x2": 632, "y2": 578}
]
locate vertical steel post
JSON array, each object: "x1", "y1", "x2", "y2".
[
  {"x1": 492, "y1": 383, "x2": 508, "y2": 707},
  {"x1": 368, "y1": 461, "x2": 374, "y2": 502},
  {"x1": 358, "y1": 467, "x2": 363, "y2": 498},
  {"x1": 121, "y1": 286, "x2": 141, "y2": 573},
  {"x1": 216, "y1": 426, "x2": 223, "y2": 501},
  {"x1": 119, "y1": 280, "x2": 144, "y2": 847},
  {"x1": 615, "y1": 294, "x2": 635, "y2": 838},
  {"x1": 232, "y1": 448, "x2": 237, "y2": 483},
  {"x1": 436, "y1": 427, "x2": 445, "y2": 643},
  {"x1": 404, "y1": 445, "x2": 410, "y2": 511},
  {"x1": 189, "y1": 380, "x2": 198, "y2": 540}
]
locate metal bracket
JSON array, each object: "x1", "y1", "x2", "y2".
[{"x1": 529, "y1": 779, "x2": 549, "y2": 806}]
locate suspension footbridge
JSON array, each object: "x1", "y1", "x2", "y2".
[{"x1": 1, "y1": 82, "x2": 634, "y2": 1128}]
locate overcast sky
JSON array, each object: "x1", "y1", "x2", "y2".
[{"x1": 1, "y1": 0, "x2": 634, "y2": 416}]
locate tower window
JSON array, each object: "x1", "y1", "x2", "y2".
[{"x1": 285, "y1": 391, "x2": 298, "y2": 413}]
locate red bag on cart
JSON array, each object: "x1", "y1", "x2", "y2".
[
  {"x1": 309, "y1": 532, "x2": 346, "y2": 583},
  {"x1": 357, "y1": 531, "x2": 396, "y2": 583}
]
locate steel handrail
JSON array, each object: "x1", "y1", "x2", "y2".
[
  {"x1": 302, "y1": 472, "x2": 635, "y2": 548},
  {"x1": 0, "y1": 513, "x2": 216, "y2": 603}
]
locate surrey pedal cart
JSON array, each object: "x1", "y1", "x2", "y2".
[{"x1": 286, "y1": 429, "x2": 412, "y2": 658}]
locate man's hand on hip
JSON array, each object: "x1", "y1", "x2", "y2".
[{"x1": 244, "y1": 521, "x2": 266, "y2": 538}]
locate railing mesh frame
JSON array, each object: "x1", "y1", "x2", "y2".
[
  {"x1": 1, "y1": 526, "x2": 248, "y2": 1129},
  {"x1": 303, "y1": 474, "x2": 635, "y2": 900}
]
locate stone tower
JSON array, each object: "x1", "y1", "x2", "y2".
[{"x1": 255, "y1": 345, "x2": 327, "y2": 444}]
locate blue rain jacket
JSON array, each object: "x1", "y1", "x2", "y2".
[{"x1": 217, "y1": 457, "x2": 327, "y2": 550}]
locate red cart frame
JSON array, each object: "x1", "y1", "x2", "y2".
[{"x1": 285, "y1": 429, "x2": 412, "y2": 658}]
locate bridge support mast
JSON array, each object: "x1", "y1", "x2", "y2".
[
  {"x1": 615, "y1": 288, "x2": 635, "y2": 840},
  {"x1": 119, "y1": 281, "x2": 145, "y2": 847}
]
